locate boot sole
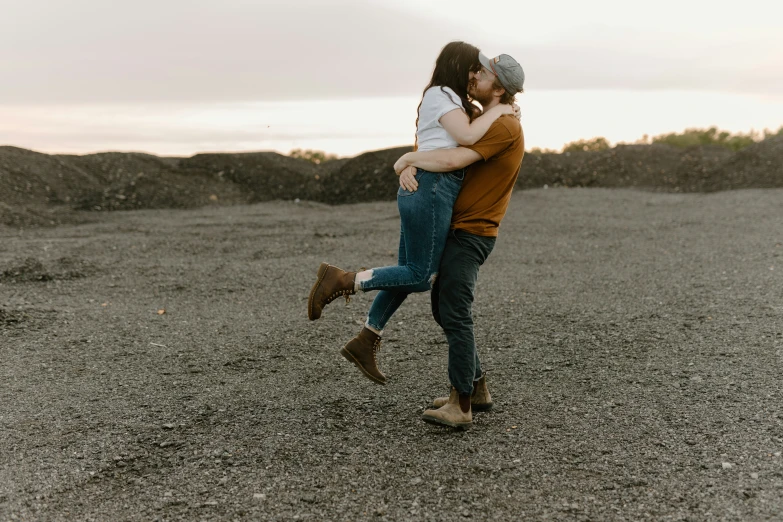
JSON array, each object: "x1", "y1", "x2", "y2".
[
  {"x1": 421, "y1": 413, "x2": 471, "y2": 430},
  {"x1": 307, "y1": 262, "x2": 329, "y2": 320},
  {"x1": 340, "y1": 347, "x2": 386, "y2": 385}
]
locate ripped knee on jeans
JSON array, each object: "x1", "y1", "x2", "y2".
[{"x1": 429, "y1": 272, "x2": 438, "y2": 288}]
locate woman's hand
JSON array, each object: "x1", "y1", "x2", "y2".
[
  {"x1": 394, "y1": 154, "x2": 411, "y2": 175},
  {"x1": 399, "y1": 165, "x2": 418, "y2": 192},
  {"x1": 513, "y1": 103, "x2": 521, "y2": 120}
]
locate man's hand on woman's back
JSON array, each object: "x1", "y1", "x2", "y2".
[{"x1": 399, "y1": 165, "x2": 419, "y2": 192}]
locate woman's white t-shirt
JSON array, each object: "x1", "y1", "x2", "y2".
[{"x1": 415, "y1": 86, "x2": 465, "y2": 152}]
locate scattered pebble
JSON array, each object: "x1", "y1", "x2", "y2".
[{"x1": 722, "y1": 462, "x2": 733, "y2": 470}]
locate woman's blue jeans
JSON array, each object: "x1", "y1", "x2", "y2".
[{"x1": 361, "y1": 168, "x2": 464, "y2": 331}]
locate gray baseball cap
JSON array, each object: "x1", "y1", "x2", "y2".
[{"x1": 478, "y1": 52, "x2": 525, "y2": 94}]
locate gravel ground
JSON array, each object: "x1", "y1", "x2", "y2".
[{"x1": 1, "y1": 188, "x2": 782, "y2": 521}]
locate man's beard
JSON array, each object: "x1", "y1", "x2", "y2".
[{"x1": 469, "y1": 82, "x2": 493, "y2": 106}]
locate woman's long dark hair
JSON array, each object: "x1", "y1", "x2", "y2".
[{"x1": 415, "y1": 41, "x2": 482, "y2": 149}]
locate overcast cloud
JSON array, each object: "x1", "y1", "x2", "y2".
[{"x1": 1, "y1": 0, "x2": 780, "y2": 104}]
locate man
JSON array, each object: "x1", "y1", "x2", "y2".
[{"x1": 393, "y1": 52, "x2": 525, "y2": 429}]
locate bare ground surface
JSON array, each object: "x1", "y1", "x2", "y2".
[{"x1": 1, "y1": 188, "x2": 782, "y2": 521}]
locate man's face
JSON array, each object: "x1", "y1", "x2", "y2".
[{"x1": 468, "y1": 66, "x2": 498, "y2": 105}]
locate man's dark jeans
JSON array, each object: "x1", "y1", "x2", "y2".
[{"x1": 431, "y1": 229, "x2": 496, "y2": 396}]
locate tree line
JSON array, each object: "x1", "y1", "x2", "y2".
[{"x1": 538, "y1": 126, "x2": 783, "y2": 154}]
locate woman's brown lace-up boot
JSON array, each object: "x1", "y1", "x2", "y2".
[
  {"x1": 340, "y1": 327, "x2": 386, "y2": 385},
  {"x1": 308, "y1": 262, "x2": 357, "y2": 320}
]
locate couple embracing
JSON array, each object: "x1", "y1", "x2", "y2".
[{"x1": 308, "y1": 41, "x2": 525, "y2": 430}]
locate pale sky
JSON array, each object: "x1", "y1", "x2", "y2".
[{"x1": 1, "y1": 0, "x2": 782, "y2": 155}]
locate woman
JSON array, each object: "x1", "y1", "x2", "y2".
[{"x1": 308, "y1": 41, "x2": 517, "y2": 384}]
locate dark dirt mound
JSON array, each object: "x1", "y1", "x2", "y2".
[
  {"x1": 525, "y1": 143, "x2": 688, "y2": 189},
  {"x1": 0, "y1": 201, "x2": 75, "y2": 228},
  {"x1": 706, "y1": 135, "x2": 783, "y2": 191},
  {"x1": 314, "y1": 146, "x2": 413, "y2": 205},
  {"x1": 58, "y1": 151, "x2": 174, "y2": 186},
  {"x1": 0, "y1": 146, "x2": 97, "y2": 208},
  {"x1": 518, "y1": 144, "x2": 737, "y2": 191},
  {"x1": 0, "y1": 146, "x2": 101, "y2": 226},
  {"x1": 71, "y1": 169, "x2": 248, "y2": 211},
  {"x1": 178, "y1": 152, "x2": 324, "y2": 203},
  {"x1": 670, "y1": 145, "x2": 736, "y2": 192},
  {"x1": 64, "y1": 152, "x2": 246, "y2": 211},
  {"x1": 1, "y1": 141, "x2": 782, "y2": 228}
]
